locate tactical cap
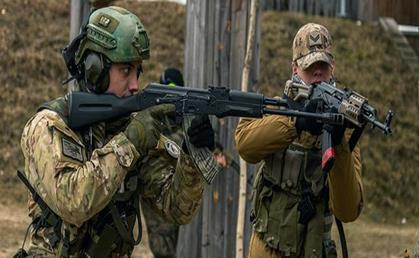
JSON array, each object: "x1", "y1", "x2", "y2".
[
  {"x1": 292, "y1": 23, "x2": 333, "y2": 70},
  {"x1": 76, "y1": 6, "x2": 150, "y2": 64}
]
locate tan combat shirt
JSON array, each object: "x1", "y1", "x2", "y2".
[
  {"x1": 235, "y1": 115, "x2": 363, "y2": 222},
  {"x1": 21, "y1": 109, "x2": 204, "y2": 254}
]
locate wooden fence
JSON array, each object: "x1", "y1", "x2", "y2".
[
  {"x1": 261, "y1": 0, "x2": 359, "y2": 19},
  {"x1": 261, "y1": 0, "x2": 419, "y2": 24},
  {"x1": 176, "y1": 0, "x2": 261, "y2": 257}
]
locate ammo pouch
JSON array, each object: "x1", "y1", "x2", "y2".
[
  {"x1": 251, "y1": 145, "x2": 332, "y2": 257},
  {"x1": 81, "y1": 171, "x2": 142, "y2": 258}
]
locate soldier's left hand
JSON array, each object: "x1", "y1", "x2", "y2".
[
  {"x1": 324, "y1": 124, "x2": 346, "y2": 146},
  {"x1": 125, "y1": 104, "x2": 176, "y2": 156},
  {"x1": 187, "y1": 115, "x2": 215, "y2": 150}
]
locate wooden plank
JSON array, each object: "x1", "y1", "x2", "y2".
[
  {"x1": 68, "y1": 0, "x2": 90, "y2": 92},
  {"x1": 251, "y1": 4, "x2": 261, "y2": 88},
  {"x1": 306, "y1": 0, "x2": 315, "y2": 15},
  {"x1": 355, "y1": 0, "x2": 419, "y2": 23},
  {"x1": 177, "y1": 2, "x2": 206, "y2": 257},
  {"x1": 314, "y1": 0, "x2": 321, "y2": 16},
  {"x1": 379, "y1": 17, "x2": 419, "y2": 79},
  {"x1": 298, "y1": 0, "x2": 306, "y2": 12},
  {"x1": 179, "y1": 0, "x2": 260, "y2": 257},
  {"x1": 348, "y1": 0, "x2": 358, "y2": 19},
  {"x1": 69, "y1": 0, "x2": 90, "y2": 41},
  {"x1": 289, "y1": 0, "x2": 295, "y2": 11}
]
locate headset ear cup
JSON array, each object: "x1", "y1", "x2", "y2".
[
  {"x1": 83, "y1": 52, "x2": 111, "y2": 93},
  {"x1": 96, "y1": 72, "x2": 110, "y2": 93},
  {"x1": 84, "y1": 52, "x2": 104, "y2": 92}
]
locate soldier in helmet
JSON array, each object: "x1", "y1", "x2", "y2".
[
  {"x1": 18, "y1": 6, "x2": 214, "y2": 258},
  {"x1": 235, "y1": 23, "x2": 363, "y2": 258}
]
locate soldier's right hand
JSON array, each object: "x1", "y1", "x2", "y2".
[
  {"x1": 295, "y1": 98, "x2": 323, "y2": 135},
  {"x1": 124, "y1": 104, "x2": 176, "y2": 156}
]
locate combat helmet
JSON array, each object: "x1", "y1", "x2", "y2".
[{"x1": 63, "y1": 6, "x2": 150, "y2": 93}]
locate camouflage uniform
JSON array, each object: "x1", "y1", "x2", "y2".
[
  {"x1": 21, "y1": 96, "x2": 204, "y2": 257},
  {"x1": 141, "y1": 115, "x2": 184, "y2": 258},
  {"x1": 19, "y1": 6, "x2": 205, "y2": 258},
  {"x1": 235, "y1": 23, "x2": 364, "y2": 258}
]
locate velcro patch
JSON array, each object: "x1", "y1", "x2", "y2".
[
  {"x1": 61, "y1": 137, "x2": 83, "y2": 162},
  {"x1": 308, "y1": 31, "x2": 323, "y2": 47},
  {"x1": 164, "y1": 139, "x2": 181, "y2": 159}
]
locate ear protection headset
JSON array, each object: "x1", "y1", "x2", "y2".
[
  {"x1": 83, "y1": 51, "x2": 111, "y2": 93},
  {"x1": 62, "y1": 13, "x2": 111, "y2": 93}
]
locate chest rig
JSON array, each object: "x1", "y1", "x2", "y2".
[
  {"x1": 251, "y1": 133, "x2": 336, "y2": 258},
  {"x1": 21, "y1": 97, "x2": 143, "y2": 258}
]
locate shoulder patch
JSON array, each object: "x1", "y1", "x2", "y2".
[
  {"x1": 61, "y1": 137, "x2": 83, "y2": 162},
  {"x1": 164, "y1": 139, "x2": 181, "y2": 159}
]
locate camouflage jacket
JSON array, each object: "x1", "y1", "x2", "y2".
[{"x1": 20, "y1": 98, "x2": 204, "y2": 257}]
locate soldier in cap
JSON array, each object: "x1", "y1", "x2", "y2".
[
  {"x1": 235, "y1": 23, "x2": 363, "y2": 258},
  {"x1": 17, "y1": 6, "x2": 214, "y2": 258}
]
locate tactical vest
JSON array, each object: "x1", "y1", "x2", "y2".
[
  {"x1": 251, "y1": 137, "x2": 336, "y2": 258},
  {"x1": 21, "y1": 97, "x2": 142, "y2": 258}
]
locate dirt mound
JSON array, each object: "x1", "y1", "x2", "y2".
[{"x1": 0, "y1": 1, "x2": 417, "y2": 222}]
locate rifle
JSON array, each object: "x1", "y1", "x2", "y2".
[
  {"x1": 68, "y1": 83, "x2": 347, "y2": 129},
  {"x1": 284, "y1": 80, "x2": 393, "y2": 172},
  {"x1": 68, "y1": 82, "x2": 392, "y2": 180}
]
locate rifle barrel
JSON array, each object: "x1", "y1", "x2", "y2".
[
  {"x1": 362, "y1": 113, "x2": 392, "y2": 135},
  {"x1": 264, "y1": 97, "x2": 288, "y2": 107},
  {"x1": 263, "y1": 108, "x2": 344, "y2": 125}
]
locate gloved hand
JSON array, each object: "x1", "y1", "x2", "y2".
[
  {"x1": 124, "y1": 104, "x2": 175, "y2": 156},
  {"x1": 324, "y1": 124, "x2": 346, "y2": 146},
  {"x1": 295, "y1": 98, "x2": 323, "y2": 135},
  {"x1": 185, "y1": 115, "x2": 215, "y2": 151}
]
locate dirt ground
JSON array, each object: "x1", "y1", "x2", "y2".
[{"x1": 1, "y1": 200, "x2": 418, "y2": 258}]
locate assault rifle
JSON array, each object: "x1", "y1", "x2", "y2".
[
  {"x1": 283, "y1": 80, "x2": 393, "y2": 172},
  {"x1": 68, "y1": 83, "x2": 346, "y2": 129},
  {"x1": 68, "y1": 82, "x2": 392, "y2": 175}
]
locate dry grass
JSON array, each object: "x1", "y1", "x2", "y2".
[{"x1": 332, "y1": 214, "x2": 419, "y2": 258}]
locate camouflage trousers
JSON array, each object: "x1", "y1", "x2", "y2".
[{"x1": 142, "y1": 203, "x2": 179, "y2": 258}]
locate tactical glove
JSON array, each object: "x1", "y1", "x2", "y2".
[
  {"x1": 185, "y1": 115, "x2": 215, "y2": 151},
  {"x1": 324, "y1": 124, "x2": 346, "y2": 146},
  {"x1": 295, "y1": 98, "x2": 323, "y2": 135},
  {"x1": 124, "y1": 104, "x2": 176, "y2": 157}
]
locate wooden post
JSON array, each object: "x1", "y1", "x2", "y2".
[
  {"x1": 69, "y1": 0, "x2": 91, "y2": 92},
  {"x1": 236, "y1": 0, "x2": 258, "y2": 257},
  {"x1": 177, "y1": 0, "x2": 260, "y2": 257}
]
